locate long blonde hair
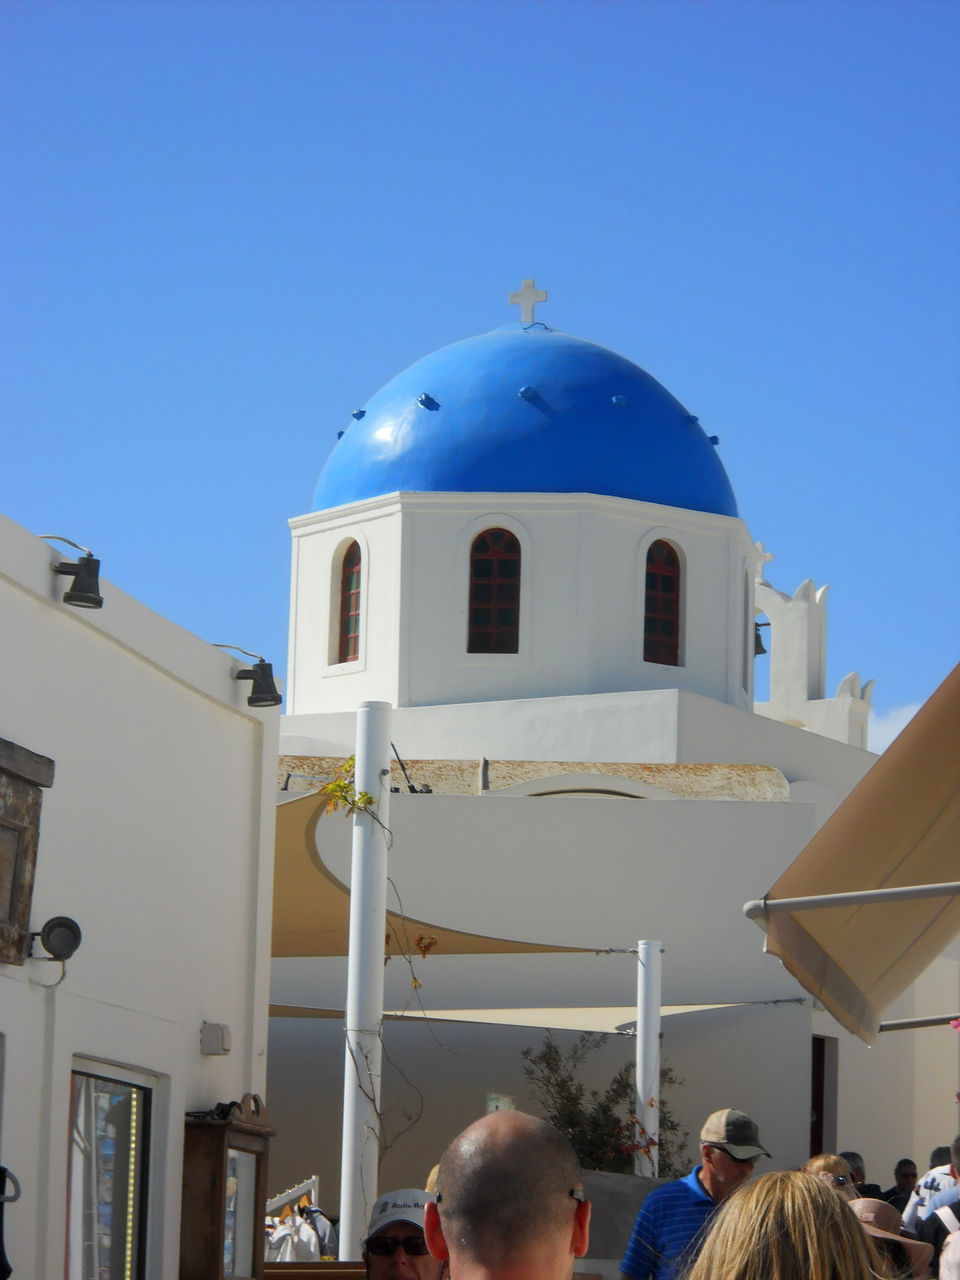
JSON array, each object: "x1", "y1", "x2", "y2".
[{"x1": 684, "y1": 1170, "x2": 879, "y2": 1280}]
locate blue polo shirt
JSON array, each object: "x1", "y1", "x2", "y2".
[{"x1": 620, "y1": 1167, "x2": 717, "y2": 1280}]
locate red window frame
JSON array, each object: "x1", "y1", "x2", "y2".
[
  {"x1": 468, "y1": 528, "x2": 520, "y2": 654},
  {"x1": 338, "y1": 541, "x2": 361, "y2": 663},
  {"x1": 643, "y1": 540, "x2": 680, "y2": 665}
]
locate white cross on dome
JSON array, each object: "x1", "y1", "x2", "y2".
[{"x1": 509, "y1": 278, "x2": 548, "y2": 323}]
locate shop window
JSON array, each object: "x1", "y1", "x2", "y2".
[
  {"x1": 643, "y1": 540, "x2": 681, "y2": 665},
  {"x1": 468, "y1": 528, "x2": 520, "y2": 654}
]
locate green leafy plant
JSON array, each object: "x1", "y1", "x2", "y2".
[
  {"x1": 319, "y1": 755, "x2": 376, "y2": 815},
  {"x1": 521, "y1": 1031, "x2": 689, "y2": 1177}
]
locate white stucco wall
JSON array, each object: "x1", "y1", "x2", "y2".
[
  {"x1": 287, "y1": 492, "x2": 760, "y2": 716},
  {"x1": 0, "y1": 514, "x2": 279, "y2": 1280},
  {"x1": 320, "y1": 791, "x2": 811, "y2": 1002},
  {"x1": 266, "y1": 995, "x2": 816, "y2": 1217}
]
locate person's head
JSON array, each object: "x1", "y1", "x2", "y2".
[
  {"x1": 803, "y1": 1154, "x2": 858, "y2": 1201},
  {"x1": 364, "y1": 1189, "x2": 444, "y2": 1280},
  {"x1": 930, "y1": 1146, "x2": 952, "y2": 1169},
  {"x1": 950, "y1": 1135, "x2": 960, "y2": 1177},
  {"x1": 424, "y1": 1111, "x2": 590, "y2": 1279},
  {"x1": 893, "y1": 1159, "x2": 918, "y2": 1194},
  {"x1": 685, "y1": 1170, "x2": 880, "y2": 1280},
  {"x1": 698, "y1": 1108, "x2": 770, "y2": 1202},
  {"x1": 850, "y1": 1198, "x2": 933, "y2": 1279},
  {"x1": 839, "y1": 1151, "x2": 866, "y2": 1186}
]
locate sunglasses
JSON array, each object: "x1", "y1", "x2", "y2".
[{"x1": 366, "y1": 1236, "x2": 431, "y2": 1258}]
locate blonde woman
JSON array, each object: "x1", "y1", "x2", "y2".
[
  {"x1": 684, "y1": 1171, "x2": 879, "y2": 1280},
  {"x1": 804, "y1": 1153, "x2": 859, "y2": 1201}
]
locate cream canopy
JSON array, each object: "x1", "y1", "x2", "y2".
[{"x1": 747, "y1": 664, "x2": 960, "y2": 1043}]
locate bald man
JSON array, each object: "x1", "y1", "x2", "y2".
[{"x1": 424, "y1": 1111, "x2": 591, "y2": 1280}]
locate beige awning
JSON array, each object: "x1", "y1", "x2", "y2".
[{"x1": 749, "y1": 664, "x2": 960, "y2": 1044}]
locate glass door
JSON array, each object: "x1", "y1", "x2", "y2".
[{"x1": 66, "y1": 1069, "x2": 151, "y2": 1280}]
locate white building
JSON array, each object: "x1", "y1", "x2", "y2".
[
  {"x1": 0, "y1": 514, "x2": 279, "y2": 1279},
  {"x1": 268, "y1": 309, "x2": 959, "y2": 1222}
]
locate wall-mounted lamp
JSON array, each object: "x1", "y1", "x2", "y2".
[
  {"x1": 212, "y1": 644, "x2": 283, "y2": 708},
  {"x1": 31, "y1": 915, "x2": 82, "y2": 960},
  {"x1": 38, "y1": 535, "x2": 103, "y2": 609}
]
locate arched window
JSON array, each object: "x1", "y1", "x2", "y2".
[
  {"x1": 338, "y1": 540, "x2": 361, "y2": 663},
  {"x1": 468, "y1": 528, "x2": 520, "y2": 653},
  {"x1": 644, "y1": 540, "x2": 680, "y2": 665}
]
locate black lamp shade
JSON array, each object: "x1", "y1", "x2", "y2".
[
  {"x1": 40, "y1": 915, "x2": 82, "y2": 960},
  {"x1": 54, "y1": 554, "x2": 103, "y2": 608},
  {"x1": 235, "y1": 661, "x2": 282, "y2": 708}
]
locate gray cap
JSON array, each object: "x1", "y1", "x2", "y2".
[{"x1": 700, "y1": 1108, "x2": 770, "y2": 1160}]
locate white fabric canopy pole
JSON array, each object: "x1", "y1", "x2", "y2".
[
  {"x1": 338, "y1": 701, "x2": 391, "y2": 1260},
  {"x1": 634, "y1": 940, "x2": 662, "y2": 1178}
]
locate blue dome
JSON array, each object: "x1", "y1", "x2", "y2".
[{"x1": 313, "y1": 324, "x2": 738, "y2": 517}]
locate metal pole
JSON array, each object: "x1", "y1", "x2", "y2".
[
  {"x1": 338, "y1": 702, "x2": 391, "y2": 1260},
  {"x1": 744, "y1": 881, "x2": 960, "y2": 922},
  {"x1": 634, "y1": 941, "x2": 662, "y2": 1179}
]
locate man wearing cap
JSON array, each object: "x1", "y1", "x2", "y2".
[
  {"x1": 424, "y1": 1110, "x2": 590, "y2": 1280},
  {"x1": 619, "y1": 1108, "x2": 769, "y2": 1280},
  {"x1": 365, "y1": 1189, "x2": 445, "y2": 1280}
]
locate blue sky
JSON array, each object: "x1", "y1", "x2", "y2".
[{"x1": 3, "y1": 0, "x2": 957, "y2": 748}]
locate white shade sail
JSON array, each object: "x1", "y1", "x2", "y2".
[{"x1": 269, "y1": 1002, "x2": 749, "y2": 1033}]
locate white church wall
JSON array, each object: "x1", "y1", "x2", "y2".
[
  {"x1": 288, "y1": 492, "x2": 759, "y2": 715},
  {"x1": 288, "y1": 498, "x2": 404, "y2": 713},
  {"x1": 674, "y1": 692, "x2": 876, "y2": 823},
  {"x1": 0, "y1": 514, "x2": 278, "y2": 1280},
  {"x1": 282, "y1": 688, "x2": 685, "y2": 764},
  {"x1": 283, "y1": 692, "x2": 874, "y2": 825},
  {"x1": 753, "y1": 579, "x2": 872, "y2": 747}
]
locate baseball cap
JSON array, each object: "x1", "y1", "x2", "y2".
[
  {"x1": 700, "y1": 1108, "x2": 770, "y2": 1160},
  {"x1": 366, "y1": 1188, "x2": 435, "y2": 1238}
]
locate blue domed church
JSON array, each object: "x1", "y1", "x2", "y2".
[
  {"x1": 267, "y1": 287, "x2": 937, "y2": 1237},
  {"x1": 284, "y1": 283, "x2": 867, "y2": 742}
]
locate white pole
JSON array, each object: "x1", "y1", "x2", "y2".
[
  {"x1": 634, "y1": 940, "x2": 662, "y2": 1179},
  {"x1": 338, "y1": 701, "x2": 391, "y2": 1259}
]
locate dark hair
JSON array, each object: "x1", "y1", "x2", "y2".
[
  {"x1": 894, "y1": 1158, "x2": 916, "y2": 1175},
  {"x1": 951, "y1": 1136, "x2": 960, "y2": 1171},
  {"x1": 930, "y1": 1146, "x2": 952, "y2": 1168},
  {"x1": 839, "y1": 1151, "x2": 865, "y2": 1181}
]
